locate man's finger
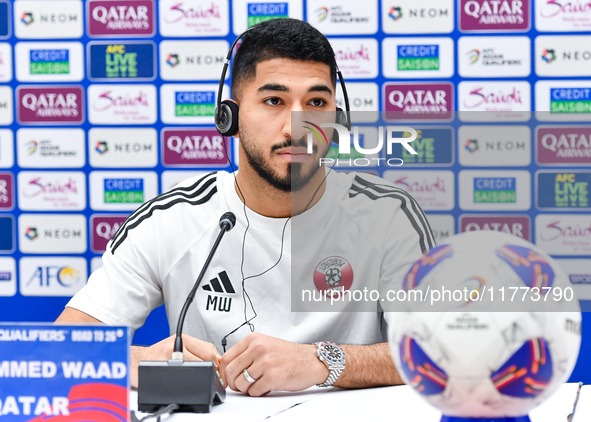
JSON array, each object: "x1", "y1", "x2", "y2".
[
  {"x1": 182, "y1": 334, "x2": 221, "y2": 363},
  {"x1": 246, "y1": 373, "x2": 273, "y2": 397},
  {"x1": 222, "y1": 349, "x2": 256, "y2": 391},
  {"x1": 182, "y1": 348, "x2": 203, "y2": 362}
]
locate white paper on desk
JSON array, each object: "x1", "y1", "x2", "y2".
[{"x1": 130, "y1": 386, "x2": 332, "y2": 422}]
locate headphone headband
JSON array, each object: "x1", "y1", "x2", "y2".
[{"x1": 215, "y1": 26, "x2": 352, "y2": 136}]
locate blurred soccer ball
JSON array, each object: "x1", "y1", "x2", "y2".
[{"x1": 387, "y1": 231, "x2": 581, "y2": 419}]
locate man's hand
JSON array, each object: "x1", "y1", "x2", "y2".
[
  {"x1": 131, "y1": 334, "x2": 222, "y2": 388},
  {"x1": 219, "y1": 333, "x2": 329, "y2": 397}
]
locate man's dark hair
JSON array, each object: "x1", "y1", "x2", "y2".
[{"x1": 231, "y1": 18, "x2": 337, "y2": 100}]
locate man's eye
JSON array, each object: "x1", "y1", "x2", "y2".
[
  {"x1": 310, "y1": 98, "x2": 326, "y2": 107},
  {"x1": 265, "y1": 98, "x2": 282, "y2": 106}
]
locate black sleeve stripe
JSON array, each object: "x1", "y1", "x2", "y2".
[
  {"x1": 349, "y1": 185, "x2": 428, "y2": 253},
  {"x1": 110, "y1": 172, "x2": 217, "y2": 248},
  {"x1": 352, "y1": 176, "x2": 436, "y2": 249},
  {"x1": 110, "y1": 185, "x2": 218, "y2": 254}
]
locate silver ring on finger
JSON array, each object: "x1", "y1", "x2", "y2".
[{"x1": 243, "y1": 368, "x2": 258, "y2": 383}]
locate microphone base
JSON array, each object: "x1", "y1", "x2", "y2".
[{"x1": 138, "y1": 360, "x2": 226, "y2": 413}]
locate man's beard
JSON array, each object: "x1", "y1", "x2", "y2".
[{"x1": 240, "y1": 133, "x2": 321, "y2": 192}]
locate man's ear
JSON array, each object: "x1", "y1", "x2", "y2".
[{"x1": 215, "y1": 99, "x2": 240, "y2": 137}]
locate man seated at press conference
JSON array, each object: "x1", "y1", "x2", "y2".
[{"x1": 56, "y1": 18, "x2": 434, "y2": 396}]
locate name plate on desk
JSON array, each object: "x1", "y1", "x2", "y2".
[{"x1": 0, "y1": 323, "x2": 130, "y2": 421}]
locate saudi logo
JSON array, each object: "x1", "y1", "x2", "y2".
[
  {"x1": 25, "y1": 227, "x2": 38, "y2": 240},
  {"x1": 315, "y1": 7, "x2": 329, "y2": 21},
  {"x1": 467, "y1": 49, "x2": 480, "y2": 64},
  {"x1": 21, "y1": 12, "x2": 33, "y2": 25},
  {"x1": 465, "y1": 139, "x2": 479, "y2": 153},
  {"x1": 96, "y1": 141, "x2": 108, "y2": 154},
  {"x1": 389, "y1": 6, "x2": 402, "y2": 20},
  {"x1": 25, "y1": 140, "x2": 38, "y2": 155},
  {"x1": 303, "y1": 121, "x2": 329, "y2": 144},
  {"x1": 167, "y1": 53, "x2": 180, "y2": 67},
  {"x1": 542, "y1": 49, "x2": 556, "y2": 64}
]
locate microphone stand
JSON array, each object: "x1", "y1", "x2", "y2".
[{"x1": 137, "y1": 213, "x2": 235, "y2": 413}]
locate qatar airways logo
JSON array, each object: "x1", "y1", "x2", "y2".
[
  {"x1": 460, "y1": 0, "x2": 529, "y2": 31},
  {"x1": 163, "y1": 1, "x2": 221, "y2": 23},
  {"x1": 17, "y1": 87, "x2": 83, "y2": 124},
  {"x1": 92, "y1": 90, "x2": 149, "y2": 111},
  {"x1": 88, "y1": 0, "x2": 155, "y2": 36},
  {"x1": 463, "y1": 86, "x2": 523, "y2": 109}
]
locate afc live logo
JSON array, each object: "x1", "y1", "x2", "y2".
[
  {"x1": 536, "y1": 171, "x2": 590, "y2": 210},
  {"x1": 203, "y1": 271, "x2": 235, "y2": 312}
]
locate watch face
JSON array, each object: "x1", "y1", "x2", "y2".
[{"x1": 321, "y1": 342, "x2": 344, "y2": 364}]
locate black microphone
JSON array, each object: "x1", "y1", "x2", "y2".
[{"x1": 138, "y1": 212, "x2": 236, "y2": 414}]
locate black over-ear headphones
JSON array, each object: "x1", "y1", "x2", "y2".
[{"x1": 214, "y1": 27, "x2": 352, "y2": 138}]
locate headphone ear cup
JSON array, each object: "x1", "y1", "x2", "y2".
[
  {"x1": 215, "y1": 100, "x2": 239, "y2": 137},
  {"x1": 336, "y1": 107, "x2": 350, "y2": 131}
]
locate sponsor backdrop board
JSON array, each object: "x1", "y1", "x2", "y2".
[{"x1": 0, "y1": 0, "x2": 590, "y2": 383}]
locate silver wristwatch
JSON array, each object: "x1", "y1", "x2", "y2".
[{"x1": 314, "y1": 341, "x2": 346, "y2": 387}]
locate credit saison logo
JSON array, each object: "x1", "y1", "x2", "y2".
[
  {"x1": 474, "y1": 177, "x2": 516, "y2": 203},
  {"x1": 104, "y1": 178, "x2": 144, "y2": 204},
  {"x1": 247, "y1": 3, "x2": 288, "y2": 27},
  {"x1": 537, "y1": 172, "x2": 589, "y2": 209},
  {"x1": 550, "y1": 88, "x2": 591, "y2": 114},
  {"x1": 304, "y1": 122, "x2": 417, "y2": 167},
  {"x1": 29, "y1": 49, "x2": 69, "y2": 75},
  {"x1": 175, "y1": 91, "x2": 215, "y2": 116},
  {"x1": 89, "y1": 43, "x2": 155, "y2": 80},
  {"x1": 397, "y1": 45, "x2": 439, "y2": 71}
]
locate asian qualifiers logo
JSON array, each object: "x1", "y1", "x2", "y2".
[
  {"x1": 304, "y1": 123, "x2": 418, "y2": 167},
  {"x1": 467, "y1": 49, "x2": 480, "y2": 64}
]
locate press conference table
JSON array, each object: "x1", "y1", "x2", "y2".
[{"x1": 131, "y1": 383, "x2": 584, "y2": 422}]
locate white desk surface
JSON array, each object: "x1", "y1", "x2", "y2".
[{"x1": 131, "y1": 383, "x2": 581, "y2": 422}]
